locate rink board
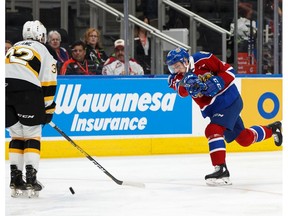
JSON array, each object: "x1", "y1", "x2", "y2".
[{"x1": 5, "y1": 75, "x2": 282, "y2": 159}]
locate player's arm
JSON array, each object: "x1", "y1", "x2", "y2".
[
  {"x1": 200, "y1": 53, "x2": 235, "y2": 88},
  {"x1": 39, "y1": 53, "x2": 58, "y2": 123},
  {"x1": 167, "y1": 73, "x2": 189, "y2": 97},
  {"x1": 181, "y1": 71, "x2": 225, "y2": 98}
]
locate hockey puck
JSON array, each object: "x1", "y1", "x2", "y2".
[{"x1": 69, "y1": 187, "x2": 75, "y2": 195}]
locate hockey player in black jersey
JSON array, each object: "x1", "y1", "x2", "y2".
[{"x1": 5, "y1": 20, "x2": 57, "y2": 197}]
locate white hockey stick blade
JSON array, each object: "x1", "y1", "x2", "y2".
[{"x1": 122, "y1": 181, "x2": 146, "y2": 188}]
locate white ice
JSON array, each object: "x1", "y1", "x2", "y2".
[{"x1": 5, "y1": 151, "x2": 283, "y2": 216}]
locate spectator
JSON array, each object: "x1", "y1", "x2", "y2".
[
  {"x1": 83, "y1": 27, "x2": 108, "y2": 71},
  {"x1": 60, "y1": 40, "x2": 102, "y2": 75},
  {"x1": 47, "y1": 30, "x2": 70, "y2": 71},
  {"x1": 102, "y1": 39, "x2": 144, "y2": 75},
  {"x1": 230, "y1": 3, "x2": 257, "y2": 52},
  {"x1": 5, "y1": 40, "x2": 13, "y2": 54},
  {"x1": 134, "y1": 15, "x2": 151, "y2": 74},
  {"x1": 47, "y1": 30, "x2": 70, "y2": 63}
]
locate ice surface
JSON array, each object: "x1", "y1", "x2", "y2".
[{"x1": 5, "y1": 151, "x2": 283, "y2": 216}]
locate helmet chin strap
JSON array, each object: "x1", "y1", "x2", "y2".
[
  {"x1": 188, "y1": 56, "x2": 195, "y2": 73},
  {"x1": 184, "y1": 62, "x2": 190, "y2": 73},
  {"x1": 183, "y1": 56, "x2": 195, "y2": 73}
]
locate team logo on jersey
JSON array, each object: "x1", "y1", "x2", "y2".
[
  {"x1": 198, "y1": 72, "x2": 213, "y2": 82},
  {"x1": 175, "y1": 48, "x2": 181, "y2": 53}
]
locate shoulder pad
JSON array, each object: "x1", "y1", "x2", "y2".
[{"x1": 192, "y1": 51, "x2": 212, "y2": 63}]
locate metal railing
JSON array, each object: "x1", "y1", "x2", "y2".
[
  {"x1": 87, "y1": 0, "x2": 191, "y2": 74},
  {"x1": 159, "y1": 0, "x2": 232, "y2": 62}
]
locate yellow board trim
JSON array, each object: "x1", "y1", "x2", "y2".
[{"x1": 5, "y1": 137, "x2": 282, "y2": 160}]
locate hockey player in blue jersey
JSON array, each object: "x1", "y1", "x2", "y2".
[{"x1": 166, "y1": 47, "x2": 282, "y2": 186}]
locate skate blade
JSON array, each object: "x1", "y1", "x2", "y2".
[
  {"x1": 11, "y1": 189, "x2": 28, "y2": 198},
  {"x1": 11, "y1": 189, "x2": 39, "y2": 198},
  {"x1": 206, "y1": 177, "x2": 232, "y2": 186},
  {"x1": 27, "y1": 189, "x2": 39, "y2": 198}
]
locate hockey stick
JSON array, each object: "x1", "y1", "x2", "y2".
[{"x1": 49, "y1": 121, "x2": 145, "y2": 188}]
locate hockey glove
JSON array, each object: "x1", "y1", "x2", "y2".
[
  {"x1": 186, "y1": 81, "x2": 206, "y2": 97},
  {"x1": 182, "y1": 72, "x2": 206, "y2": 97},
  {"x1": 168, "y1": 73, "x2": 183, "y2": 91},
  {"x1": 182, "y1": 72, "x2": 199, "y2": 87},
  {"x1": 44, "y1": 101, "x2": 56, "y2": 124},
  {"x1": 168, "y1": 73, "x2": 177, "y2": 88},
  {"x1": 201, "y1": 76, "x2": 225, "y2": 97}
]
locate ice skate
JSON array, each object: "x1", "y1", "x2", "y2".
[
  {"x1": 205, "y1": 163, "x2": 232, "y2": 186},
  {"x1": 25, "y1": 165, "x2": 43, "y2": 198},
  {"x1": 10, "y1": 165, "x2": 27, "y2": 198},
  {"x1": 267, "y1": 121, "x2": 282, "y2": 146}
]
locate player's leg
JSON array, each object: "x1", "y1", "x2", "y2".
[
  {"x1": 235, "y1": 120, "x2": 282, "y2": 147},
  {"x1": 8, "y1": 135, "x2": 27, "y2": 196},
  {"x1": 6, "y1": 102, "x2": 27, "y2": 196},
  {"x1": 15, "y1": 90, "x2": 46, "y2": 196},
  {"x1": 204, "y1": 123, "x2": 231, "y2": 185},
  {"x1": 204, "y1": 97, "x2": 243, "y2": 185},
  {"x1": 23, "y1": 135, "x2": 43, "y2": 194},
  {"x1": 8, "y1": 138, "x2": 26, "y2": 188},
  {"x1": 267, "y1": 121, "x2": 282, "y2": 146},
  {"x1": 8, "y1": 138, "x2": 27, "y2": 197}
]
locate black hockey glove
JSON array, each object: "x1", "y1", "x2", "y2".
[{"x1": 44, "y1": 101, "x2": 56, "y2": 124}]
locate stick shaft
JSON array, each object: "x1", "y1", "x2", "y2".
[{"x1": 49, "y1": 122, "x2": 123, "y2": 185}]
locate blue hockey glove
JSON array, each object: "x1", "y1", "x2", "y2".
[
  {"x1": 201, "y1": 76, "x2": 225, "y2": 97},
  {"x1": 182, "y1": 72, "x2": 199, "y2": 87},
  {"x1": 187, "y1": 81, "x2": 206, "y2": 97},
  {"x1": 181, "y1": 72, "x2": 206, "y2": 97}
]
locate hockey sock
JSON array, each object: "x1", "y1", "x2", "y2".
[
  {"x1": 24, "y1": 139, "x2": 41, "y2": 171},
  {"x1": 9, "y1": 139, "x2": 25, "y2": 171},
  {"x1": 209, "y1": 141, "x2": 226, "y2": 166},
  {"x1": 205, "y1": 123, "x2": 226, "y2": 166},
  {"x1": 236, "y1": 125, "x2": 272, "y2": 147},
  {"x1": 250, "y1": 125, "x2": 273, "y2": 141}
]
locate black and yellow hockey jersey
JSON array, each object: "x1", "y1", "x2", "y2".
[{"x1": 5, "y1": 40, "x2": 57, "y2": 108}]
